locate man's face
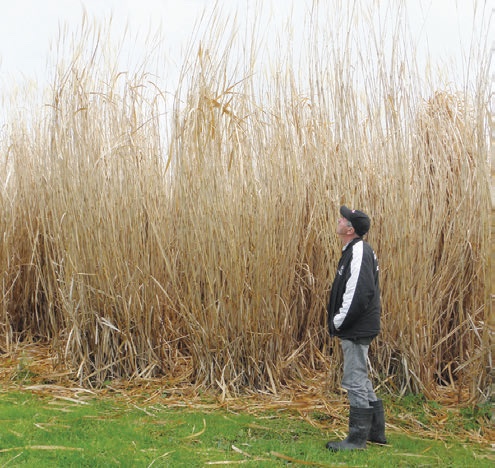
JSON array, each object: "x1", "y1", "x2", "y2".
[{"x1": 336, "y1": 216, "x2": 353, "y2": 237}]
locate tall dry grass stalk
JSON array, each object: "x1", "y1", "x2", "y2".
[{"x1": 0, "y1": 2, "x2": 491, "y2": 400}]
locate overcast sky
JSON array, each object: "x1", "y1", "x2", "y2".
[{"x1": 0, "y1": 0, "x2": 492, "y2": 96}]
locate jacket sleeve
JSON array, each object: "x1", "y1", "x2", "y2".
[{"x1": 333, "y1": 242, "x2": 375, "y2": 331}]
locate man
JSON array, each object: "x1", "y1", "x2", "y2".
[{"x1": 326, "y1": 205, "x2": 387, "y2": 451}]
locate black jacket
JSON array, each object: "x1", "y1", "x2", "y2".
[{"x1": 327, "y1": 238, "x2": 381, "y2": 340}]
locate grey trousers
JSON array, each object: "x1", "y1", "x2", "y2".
[{"x1": 340, "y1": 339, "x2": 377, "y2": 408}]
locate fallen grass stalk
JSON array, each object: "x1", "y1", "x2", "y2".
[{"x1": 0, "y1": 445, "x2": 84, "y2": 452}]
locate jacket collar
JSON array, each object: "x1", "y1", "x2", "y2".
[{"x1": 342, "y1": 237, "x2": 362, "y2": 251}]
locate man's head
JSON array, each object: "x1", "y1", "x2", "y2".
[{"x1": 338, "y1": 205, "x2": 371, "y2": 238}]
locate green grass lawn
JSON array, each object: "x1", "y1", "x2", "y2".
[{"x1": 0, "y1": 389, "x2": 493, "y2": 467}]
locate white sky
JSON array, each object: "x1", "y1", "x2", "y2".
[{"x1": 0, "y1": 0, "x2": 492, "y2": 98}]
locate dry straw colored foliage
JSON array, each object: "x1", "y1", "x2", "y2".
[{"x1": 0, "y1": 3, "x2": 492, "y2": 403}]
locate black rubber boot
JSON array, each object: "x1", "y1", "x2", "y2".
[
  {"x1": 326, "y1": 406, "x2": 373, "y2": 451},
  {"x1": 368, "y1": 399, "x2": 387, "y2": 444}
]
